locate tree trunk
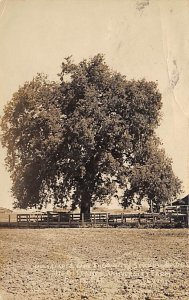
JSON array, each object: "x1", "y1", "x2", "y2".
[{"x1": 80, "y1": 197, "x2": 91, "y2": 220}]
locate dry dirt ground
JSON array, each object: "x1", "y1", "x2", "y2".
[{"x1": 0, "y1": 228, "x2": 188, "y2": 300}]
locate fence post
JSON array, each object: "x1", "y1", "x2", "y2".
[
  {"x1": 47, "y1": 214, "x2": 49, "y2": 228},
  {"x1": 150, "y1": 200, "x2": 156, "y2": 226},
  {"x1": 58, "y1": 213, "x2": 61, "y2": 228},
  {"x1": 106, "y1": 213, "x2": 109, "y2": 228},
  {"x1": 121, "y1": 213, "x2": 123, "y2": 225},
  {"x1": 37, "y1": 214, "x2": 39, "y2": 228},
  {"x1": 69, "y1": 213, "x2": 71, "y2": 228},
  {"x1": 170, "y1": 214, "x2": 172, "y2": 224},
  {"x1": 17, "y1": 214, "x2": 19, "y2": 227},
  {"x1": 152, "y1": 213, "x2": 156, "y2": 226},
  {"x1": 81, "y1": 213, "x2": 85, "y2": 227},
  {"x1": 8, "y1": 214, "x2": 11, "y2": 227},
  {"x1": 124, "y1": 214, "x2": 126, "y2": 225},
  {"x1": 138, "y1": 213, "x2": 141, "y2": 227},
  {"x1": 93, "y1": 213, "x2": 96, "y2": 227}
]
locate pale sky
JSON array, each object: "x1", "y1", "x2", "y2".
[{"x1": 0, "y1": 0, "x2": 188, "y2": 209}]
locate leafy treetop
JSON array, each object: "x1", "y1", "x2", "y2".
[{"x1": 0, "y1": 54, "x2": 182, "y2": 212}]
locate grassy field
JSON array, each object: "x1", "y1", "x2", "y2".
[{"x1": 0, "y1": 228, "x2": 188, "y2": 300}]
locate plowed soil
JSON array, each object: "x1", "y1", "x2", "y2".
[{"x1": 0, "y1": 228, "x2": 188, "y2": 300}]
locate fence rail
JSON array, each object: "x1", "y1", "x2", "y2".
[{"x1": 0, "y1": 206, "x2": 188, "y2": 228}]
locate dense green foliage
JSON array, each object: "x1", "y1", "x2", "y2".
[{"x1": 0, "y1": 54, "x2": 182, "y2": 212}]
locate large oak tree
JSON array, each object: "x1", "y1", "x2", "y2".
[{"x1": 0, "y1": 54, "x2": 182, "y2": 213}]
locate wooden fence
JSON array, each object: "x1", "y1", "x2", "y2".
[{"x1": 0, "y1": 206, "x2": 188, "y2": 228}]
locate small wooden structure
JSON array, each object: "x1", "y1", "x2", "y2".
[
  {"x1": 172, "y1": 194, "x2": 189, "y2": 206},
  {"x1": 165, "y1": 194, "x2": 189, "y2": 227}
]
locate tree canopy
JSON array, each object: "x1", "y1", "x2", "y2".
[{"x1": 0, "y1": 54, "x2": 182, "y2": 213}]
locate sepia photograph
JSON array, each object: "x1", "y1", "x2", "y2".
[{"x1": 0, "y1": 0, "x2": 188, "y2": 299}]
